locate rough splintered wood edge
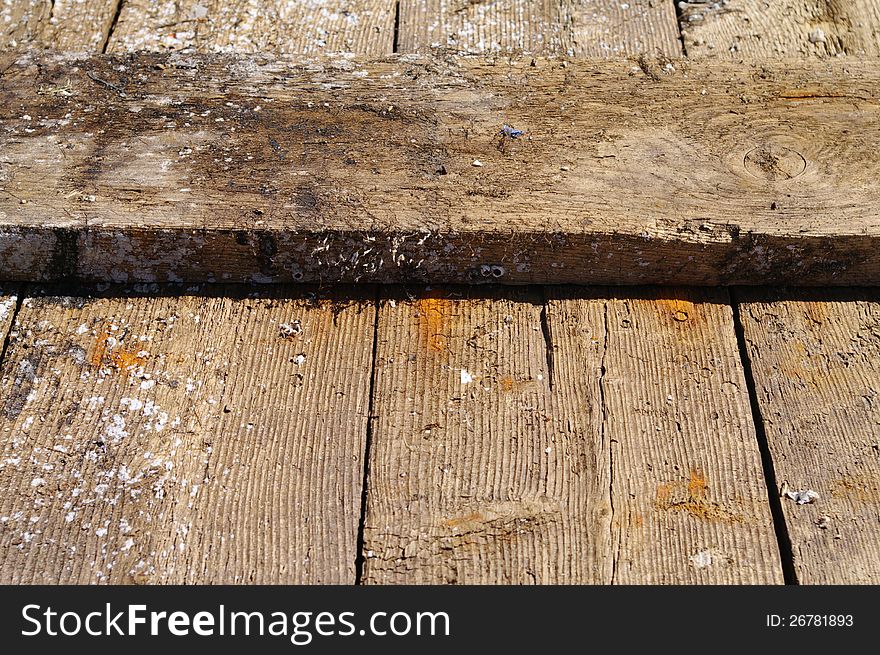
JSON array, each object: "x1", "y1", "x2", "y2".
[{"x1": 3, "y1": 52, "x2": 880, "y2": 286}]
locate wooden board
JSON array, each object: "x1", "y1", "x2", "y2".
[
  {"x1": 0, "y1": 285, "x2": 375, "y2": 583},
  {"x1": 737, "y1": 289, "x2": 880, "y2": 584},
  {"x1": 360, "y1": 286, "x2": 783, "y2": 583},
  {"x1": 0, "y1": 0, "x2": 120, "y2": 52},
  {"x1": 398, "y1": 0, "x2": 681, "y2": 56},
  {"x1": 109, "y1": 1, "x2": 396, "y2": 55},
  {"x1": 547, "y1": 287, "x2": 782, "y2": 583},
  {"x1": 361, "y1": 286, "x2": 612, "y2": 583},
  {"x1": 679, "y1": 0, "x2": 880, "y2": 57},
  {"x1": 3, "y1": 53, "x2": 880, "y2": 286}
]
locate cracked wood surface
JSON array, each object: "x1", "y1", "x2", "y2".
[
  {"x1": 0, "y1": 0, "x2": 121, "y2": 51},
  {"x1": 3, "y1": 53, "x2": 880, "y2": 285},
  {"x1": 547, "y1": 287, "x2": 782, "y2": 583},
  {"x1": 360, "y1": 287, "x2": 782, "y2": 583},
  {"x1": 737, "y1": 289, "x2": 880, "y2": 584},
  {"x1": 678, "y1": 0, "x2": 880, "y2": 57},
  {"x1": 108, "y1": 1, "x2": 397, "y2": 56},
  {"x1": 0, "y1": 285, "x2": 375, "y2": 583},
  {"x1": 398, "y1": 0, "x2": 681, "y2": 56}
]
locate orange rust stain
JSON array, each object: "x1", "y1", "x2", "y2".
[
  {"x1": 656, "y1": 298, "x2": 696, "y2": 323},
  {"x1": 687, "y1": 469, "x2": 709, "y2": 499},
  {"x1": 417, "y1": 296, "x2": 448, "y2": 352},
  {"x1": 655, "y1": 470, "x2": 743, "y2": 523},
  {"x1": 496, "y1": 375, "x2": 537, "y2": 393},
  {"x1": 442, "y1": 511, "x2": 484, "y2": 528},
  {"x1": 831, "y1": 476, "x2": 879, "y2": 504},
  {"x1": 91, "y1": 326, "x2": 146, "y2": 375}
]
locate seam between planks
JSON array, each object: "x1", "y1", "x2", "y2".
[
  {"x1": 671, "y1": 0, "x2": 688, "y2": 56},
  {"x1": 392, "y1": 1, "x2": 401, "y2": 54},
  {"x1": 355, "y1": 284, "x2": 381, "y2": 585},
  {"x1": 0, "y1": 288, "x2": 23, "y2": 373},
  {"x1": 102, "y1": 0, "x2": 125, "y2": 54},
  {"x1": 538, "y1": 287, "x2": 555, "y2": 391},
  {"x1": 729, "y1": 287, "x2": 798, "y2": 585}
]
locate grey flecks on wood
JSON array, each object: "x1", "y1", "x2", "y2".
[
  {"x1": 679, "y1": 0, "x2": 880, "y2": 57},
  {"x1": 738, "y1": 289, "x2": 880, "y2": 584},
  {"x1": 0, "y1": 0, "x2": 121, "y2": 51},
  {"x1": 0, "y1": 286, "x2": 375, "y2": 583},
  {"x1": 546, "y1": 287, "x2": 783, "y2": 583},
  {"x1": 109, "y1": 1, "x2": 397, "y2": 55},
  {"x1": 361, "y1": 286, "x2": 782, "y2": 583},
  {"x1": 398, "y1": 1, "x2": 681, "y2": 56},
  {"x1": 3, "y1": 53, "x2": 880, "y2": 286}
]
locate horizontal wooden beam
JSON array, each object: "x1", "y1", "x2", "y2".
[{"x1": 2, "y1": 52, "x2": 879, "y2": 285}]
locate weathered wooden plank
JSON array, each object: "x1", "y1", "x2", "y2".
[
  {"x1": 3, "y1": 53, "x2": 880, "y2": 286},
  {"x1": 398, "y1": 0, "x2": 681, "y2": 56},
  {"x1": 679, "y1": 0, "x2": 880, "y2": 57},
  {"x1": 737, "y1": 289, "x2": 880, "y2": 584},
  {"x1": 109, "y1": 1, "x2": 397, "y2": 55},
  {"x1": 361, "y1": 286, "x2": 782, "y2": 583},
  {"x1": 546, "y1": 287, "x2": 782, "y2": 583},
  {"x1": 0, "y1": 0, "x2": 120, "y2": 51},
  {"x1": 0, "y1": 285, "x2": 375, "y2": 583},
  {"x1": 361, "y1": 286, "x2": 613, "y2": 583}
]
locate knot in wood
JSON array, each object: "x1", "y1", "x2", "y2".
[{"x1": 743, "y1": 145, "x2": 806, "y2": 181}]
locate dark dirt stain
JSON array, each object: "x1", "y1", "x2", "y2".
[{"x1": 2, "y1": 349, "x2": 40, "y2": 420}]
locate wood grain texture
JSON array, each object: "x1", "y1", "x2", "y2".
[
  {"x1": 679, "y1": 0, "x2": 880, "y2": 57},
  {"x1": 361, "y1": 286, "x2": 782, "y2": 583},
  {"x1": 547, "y1": 287, "x2": 782, "y2": 583},
  {"x1": 0, "y1": 285, "x2": 375, "y2": 583},
  {"x1": 109, "y1": 1, "x2": 396, "y2": 55},
  {"x1": 361, "y1": 286, "x2": 613, "y2": 583},
  {"x1": 398, "y1": 0, "x2": 681, "y2": 56},
  {"x1": 738, "y1": 289, "x2": 880, "y2": 584},
  {"x1": 3, "y1": 53, "x2": 880, "y2": 286},
  {"x1": 0, "y1": 0, "x2": 121, "y2": 51}
]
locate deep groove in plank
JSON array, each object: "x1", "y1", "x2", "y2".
[
  {"x1": 671, "y1": 0, "x2": 688, "y2": 56},
  {"x1": 392, "y1": 1, "x2": 400, "y2": 53},
  {"x1": 538, "y1": 293, "x2": 554, "y2": 391},
  {"x1": 355, "y1": 285, "x2": 381, "y2": 585},
  {"x1": 730, "y1": 288, "x2": 799, "y2": 585},
  {"x1": 599, "y1": 298, "x2": 616, "y2": 584},
  {"x1": 102, "y1": 0, "x2": 125, "y2": 54},
  {"x1": 0, "y1": 292, "x2": 23, "y2": 372}
]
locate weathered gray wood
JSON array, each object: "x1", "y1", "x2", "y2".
[
  {"x1": 547, "y1": 287, "x2": 783, "y2": 583},
  {"x1": 361, "y1": 286, "x2": 783, "y2": 583},
  {"x1": 679, "y1": 0, "x2": 880, "y2": 57},
  {"x1": 0, "y1": 285, "x2": 375, "y2": 583},
  {"x1": 738, "y1": 289, "x2": 880, "y2": 584},
  {"x1": 2, "y1": 52, "x2": 880, "y2": 286},
  {"x1": 0, "y1": 0, "x2": 121, "y2": 51},
  {"x1": 109, "y1": 1, "x2": 396, "y2": 56},
  {"x1": 362, "y1": 286, "x2": 613, "y2": 583},
  {"x1": 398, "y1": 0, "x2": 681, "y2": 56}
]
